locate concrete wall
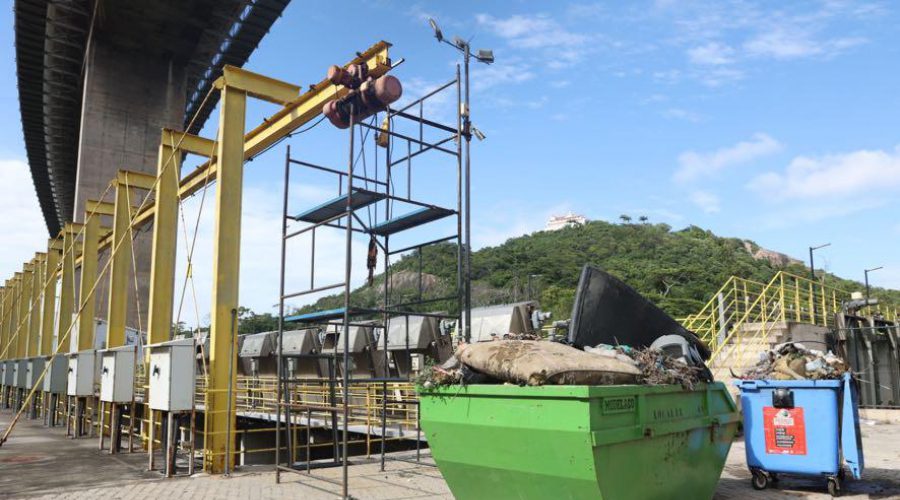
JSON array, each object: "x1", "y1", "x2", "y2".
[{"x1": 74, "y1": 37, "x2": 187, "y2": 330}]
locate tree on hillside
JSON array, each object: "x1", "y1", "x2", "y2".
[
  {"x1": 639, "y1": 215, "x2": 649, "y2": 224},
  {"x1": 619, "y1": 214, "x2": 632, "y2": 224}
]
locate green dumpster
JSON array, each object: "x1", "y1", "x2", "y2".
[{"x1": 419, "y1": 383, "x2": 740, "y2": 500}]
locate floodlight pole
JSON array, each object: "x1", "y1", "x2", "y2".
[
  {"x1": 864, "y1": 266, "x2": 883, "y2": 311},
  {"x1": 429, "y1": 18, "x2": 492, "y2": 343},
  {"x1": 463, "y1": 42, "x2": 472, "y2": 344}
]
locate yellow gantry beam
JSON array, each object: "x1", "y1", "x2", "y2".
[{"x1": 99, "y1": 41, "x2": 392, "y2": 249}]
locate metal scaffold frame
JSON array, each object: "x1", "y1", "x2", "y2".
[{"x1": 273, "y1": 70, "x2": 466, "y2": 498}]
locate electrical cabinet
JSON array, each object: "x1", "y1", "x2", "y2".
[
  {"x1": 43, "y1": 355, "x2": 68, "y2": 393},
  {"x1": 1, "y1": 360, "x2": 11, "y2": 386},
  {"x1": 99, "y1": 346, "x2": 136, "y2": 403},
  {"x1": 14, "y1": 359, "x2": 28, "y2": 388},
  {"x1": 25, "y1": 357, "x2": 46, "y2": 389},
  {"x1": 147, "y1": 339, "x2": 195, "y2": 412},
  {"x1": 67, "y1": 350, "x2": 98, "y2": 397}
]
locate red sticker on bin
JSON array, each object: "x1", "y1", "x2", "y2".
[{"x1": 763, "y1": 406, "x2": 807, "y2": 455}]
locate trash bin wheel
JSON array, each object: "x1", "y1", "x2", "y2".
[
  {"x1": 828, "y1": 477, "x2": 841, "y2": 497},
  {"x1": 751, "y1": 469, "x2": 768, "y2": 490}
]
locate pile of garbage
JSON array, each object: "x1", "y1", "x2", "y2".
[
  {"x1": 738, "y1": 342, "x2": 849, "y2": 380},
  {"x1": 419, "y1": 339, "x2": 709, "y2": 390}
]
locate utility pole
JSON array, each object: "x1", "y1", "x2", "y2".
[{"x1": 808, "y1": 243, "x2": 830, "y2": 324}]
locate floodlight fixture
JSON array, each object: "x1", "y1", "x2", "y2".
[{"x1": 429, "y1": 18, "x2": 443, "y2": 42}]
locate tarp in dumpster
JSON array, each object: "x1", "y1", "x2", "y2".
[{"x1": 457, "y1": 340, "x2": 641, "y2": 386}]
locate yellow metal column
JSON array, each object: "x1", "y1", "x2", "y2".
[
  {"x1": 147, "y1": 129, "x2": 214, "y2": 349},
  {"x1": 28, "y1": 254, "x2": 45, "y2": 357},
  {"x1": 16, "y1": 267, "x2": 31, "y2": 359},
  {"x1": 8, "y1": 275, "x2": 21, "y2": 358},
  {"x1": 147, "y1": 134, "x2": 181, "y2": 349},
  {"x1": 106, "y1": 176, "x2": 138, "y2": 349},
  {"x1": 41, "y1": 240, "x2": 62, "y2": 356},
  {"x1": 77, "y1": 214, "x2": 101, "y2": 352},
  {"x1": 58, "y1": 225, "x2": 80, "y2": 353},
  {"x1": 0, "y1": 282, "x2": 9, "y2": 359},
  {"x1": 206, "y1": 81, "x2": 247, "y2": 474}
]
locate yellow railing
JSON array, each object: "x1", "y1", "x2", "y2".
[
  {"x1": 680, "y1": 271, "x2": 852, "y2": 369},
  {"x1": 194, "y1": 374, "x2": 420, "y2": 471}
]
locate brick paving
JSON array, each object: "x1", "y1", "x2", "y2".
[{"x1": 1, "y1": 409, "x2": 898, "y2": 499}]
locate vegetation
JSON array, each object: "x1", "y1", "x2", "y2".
[{"x1": 270, "y1": 220, "x2": 900, "y2": 324}]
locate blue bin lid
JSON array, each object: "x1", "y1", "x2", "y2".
[{"x1": 734, "y1": 378, "x2": 842, "y2": 390}]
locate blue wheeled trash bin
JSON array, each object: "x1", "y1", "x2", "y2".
[{"x1": 735, "y1": 373, "x2": 864, "y2": 496}]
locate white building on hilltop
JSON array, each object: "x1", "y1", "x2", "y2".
[{"x1": 545, "y1": 212, "x2": 588, "y2": 231}]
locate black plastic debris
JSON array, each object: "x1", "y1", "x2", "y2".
[{"x1": 567, "y1": 265, "x2": 711, "y2": 359}]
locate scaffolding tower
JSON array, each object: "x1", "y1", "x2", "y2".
[{"x1": 274, "y1": 69, "x2": 466, "y2": 497}]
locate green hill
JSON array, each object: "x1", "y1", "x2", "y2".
[{"x1": 292, "y1": 220, "x2": 900, "y2": 322}]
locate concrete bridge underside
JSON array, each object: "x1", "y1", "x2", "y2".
[{"x1": 14, "y1": 0, "x2": 289, "y2": 326}]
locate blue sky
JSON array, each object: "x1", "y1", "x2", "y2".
[{"x1": 0, "y1": 1, "x2": 898, "y2": 318}]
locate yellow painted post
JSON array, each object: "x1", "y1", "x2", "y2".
[
  {"x1": 778, "y1": 273, "x2": 786, "y2": 323},
  {"x1": 106, "y1": 179, "x2": 134, "y2": 349},
  {"x1": 807, "y1": 281, "x2": 814, "y2": 325},
  {"x1": 821, "y1": 283, "x2": 828, "y2": 327},
  {"x1": 146, "y1": 136, "x2": 180, "y2": 350},
  {"x1": 41, "y1": 240, "x2": 62, "y2": 356},
  {"x1": 1, "y1": 283, "x2": 9, "y2": 359},
  {"x1": 58, "y1": 225, "x2": 79, "y2": 353},
  {"x1": 206, "y1": 81, "x2": 247, "y2": 474},
  {"x1": 147, "y1": 129, "x2": 214, "y2": 350},
  {"x1": 17, "y1": 267, "x2": 31, "y2": 359},
  {"x1": 28, "y1": 254, "x2": 45, "y2": 357},
  {"x1": 8, "y1": 275, "x2": 20, "y2": 358},
  {"x1": 793, "y1": 279, "x2": 801, "y2": 322},
  {"x1": 77, "y1": 214, "x2": 100, "y2": 352}
]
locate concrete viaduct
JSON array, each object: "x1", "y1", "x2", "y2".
[{"x1": 14, "y1": 0, "x2": 290, "y2": 325}]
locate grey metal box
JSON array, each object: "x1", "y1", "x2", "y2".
[
  {"x1": 2, "y1": 360, "x2": 14, "y2": 386},
  {"x1": 386, "y1": 316, "x2": 439, "y2": 351},
  {"x1": 26, "y1": 357, "x2": 46, "y2": 389},
  {"x1": 43, "y1": 355, "x2": 68, "y2": 393},
  {"x1": 14, "y1": 359, "x2": 28, "y2": 388},
  {"x1": 148, "y1": 339, "x2": 195, "y2": 412},
  {"x1": 67, "y1": 350, "x2": 99, "y2": 397},
  {"x1": 100, "y1": 346, "x2": 136, "y2": 403},
  {"x1": 239, "y1": 331, "x2": 276, "y2": 358}
]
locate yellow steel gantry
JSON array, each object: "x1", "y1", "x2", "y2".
[{"x1": 0, "y1": 41, "x2": 393, "y2": 474}]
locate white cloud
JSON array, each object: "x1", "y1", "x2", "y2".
[
  {"x1": 471, "y1": 59, "x2": 536, "y2": 92},
  {"x1": 748, "y1": 146, "x2": 900, "y2": 201},
  {"x1": 475, "y1": 13, "x2": 595, "y2": 67},
  {"x1": 688, "y1": 42, "x2": 735, "y2": 65},
  {"x1": 476, "y1": 13, "x2": 590, "y2": 49},
  {"x1": 744, "y1": 30, "x2": 866, "y2": 60},
  {"x1": 675, "y1": 133, "x2": 782, "y2": 183},
  {"x1": 473, "y1": 202, "x2": 572, "y2": 248},
  {"x1": 689, "y1": 190, "x2": 721, "y2": 213},
  {"x1": 663, "y1": 107, "x2": 703, "y2": 123},
  {"x1": 0, "y1": 159, "x2": 50, "y2": 279}
]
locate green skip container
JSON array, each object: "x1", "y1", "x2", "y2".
[{"x1": 419, "y1": 383, "x2": 740, "y2": 500}]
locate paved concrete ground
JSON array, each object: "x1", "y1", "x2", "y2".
[{"x1": 1, "y1": 409, "x2": 898, "y2": 499}]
